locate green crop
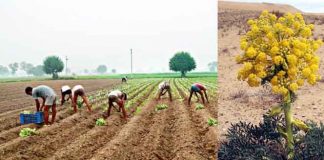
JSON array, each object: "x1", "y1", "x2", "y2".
[
  {"x1": 207, "y1": 118, "x2": 218, "y2": 126},
  {"x1": 21, "y1": 110, "x2": 33, "y2": 114},
  {"x1": 135, "y1": 107, "x2": 142, "y2": 115},
  {"x1": 155, "y1": 104, "x2": 168, "y2": 111},
  {"x1": 96, "y1": 118, "x2": 106, "y2": 126},
  {"x1": 19, "y1": 128, "x2": 37, "y2": 137},
  {"x1": 77, "y1": 100, "x2": 83, "y2": 108},
  {"x1": 195, "y1": 104, "x2": 204, "y2": 110}
]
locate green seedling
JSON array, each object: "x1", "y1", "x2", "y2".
[
  {"x1": 135, "y1": 107, "x2": 142, "y2": 115},
  {"x1": 77, "y1": 100, "x2": 83, "y2": 108},
  {"x1": 19, "y1": 128, "x2": 37, "y2": 137},
  {"x1": 208, "y1": 118, "x2": 218, "y2": 126},
  {"x1": 155, "y1": 104, "x2": 168, "y2": 111},
  {"x1": 195, "y1": 104, "x2": 204, "y2": 110},
  {"x1": 96, "y1": 118, "x2": 106, "y2": 126}
]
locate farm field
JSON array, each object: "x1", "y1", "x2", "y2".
[{"x1": 0, "y1": 77, "x2": 218, "y2": 159}]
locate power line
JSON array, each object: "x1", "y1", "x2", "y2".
[
  {"x1": 130, "y1": 49, "x2": 133, "y2": 76},
  {"x1": 65, "y1": 56, "x2": 68, "y2": 75}
]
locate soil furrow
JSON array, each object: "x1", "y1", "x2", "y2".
[
  {"x1": 46, "y1": 81, "x2": 158, "y2": 160},
  {"x1": 88, "y1": 99, "x2": 161, "y2": 160},
  {"x1": 0, "y1": 109, "x2": 101, "y2": 159},
  {"x1": 174, "y1": 80, "x2": 217, "y2": 159}
]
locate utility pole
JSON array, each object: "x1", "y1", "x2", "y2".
[
  {"x1": 65, "y1": 56, "x2": 68, "y2": 75},
  {"x1": 130, "y1": 49, "x2": 133, "y2": 77}
]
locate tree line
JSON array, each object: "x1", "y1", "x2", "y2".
[
  {"x1": 0, "y1": 52, "x2": 217, "y2": 78},
  {"x1": 0, "y1": 56, "x2": 112, "y2": 79}
]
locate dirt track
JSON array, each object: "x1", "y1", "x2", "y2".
[{"x1": 0, "y1": 78, "x2": 217, "y2": 160}]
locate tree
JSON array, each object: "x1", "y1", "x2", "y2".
[
  {"x1": 30, "y1": 65, "x2": 45, "y2": 76},
  {"x1": 0, "y1": 65, "x2": 9, "y2": 76},
  {"x1": 20, "y1": 61, "x2": 34, "y2": 75},
  {"x1": 8, "y1": 62, "x2": 19, "y2": 75},
  {"x1": 208, "y1": 61, "x2": 217, "y2": 72},
  {"x1": 43, "y1": 56, "x2": 64, "y2": 79},
  {"x1": 169, "y1": 51, "x2": 196, "y2": 77},
  {"x1": 111, "y1": 69, "x2": 117, "y2": 74},
  {"x1": 96, "y1": 65, "x2": 107, "y2": 74}
]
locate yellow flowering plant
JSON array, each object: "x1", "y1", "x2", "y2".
[{"x1": 236, "y1": 10, "x2": 322, "y2": 159}]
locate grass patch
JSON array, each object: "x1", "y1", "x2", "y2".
[{"x1": 0, "y1": 72, "x2": 217, "y2": 83}]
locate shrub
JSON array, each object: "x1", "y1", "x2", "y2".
[
  {"x1": 218, "y1": 115, "x2": 285, "y2": 159},
  {"x1": 295, "y1": 122, "x2": 324, "y2": 159},
  {"x1": 219, "y1": 117, "x2": 324, "y2": 160}
]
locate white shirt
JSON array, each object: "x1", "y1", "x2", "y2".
[
  {"x1": 108, "y1": 90, "x2": 122, "y2": 97},
  {"x1": 61, "y1": 85, "x2": 71, "y2": 92},
  {"x1": 159, "y1": 81, "x2": 168, "y2": 90},
  {"x1": 72, "y1": 85, "x2": 84, "y2": 97}
]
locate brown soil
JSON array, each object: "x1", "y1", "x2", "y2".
[{"x1": 0, "y1": 79, "x2": 120, "y2": 113}]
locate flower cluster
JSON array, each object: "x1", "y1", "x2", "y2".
[{"x1": 236, "y1": 11, "x2": 322, "y2": 98}]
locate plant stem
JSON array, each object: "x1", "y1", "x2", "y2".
[{"x1": 284, "y1": 92, "x2": 294, "y2": 159}]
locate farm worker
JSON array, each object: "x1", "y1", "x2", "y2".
[
  {"x1": 158, "y1": 81, "x2": 172, "y2": 101},
  {"x1": 25, "y1": 85, "x2": 57, "y2": 125},
  {"x1": 60, "y1": 85, "x2": 72, "y2": 105},
  {"x1": 188, "y1": 83, "x2": 209, "y2": 105},
  {"x1": 71, "y1": 85, "x2": 92, "y2": 113},
  {"x1": 107, "y1": 90, "x2": 128, "y2": 120},
  {"x1": 122, "y1": 76, "x2": 127, "y2": 83}
]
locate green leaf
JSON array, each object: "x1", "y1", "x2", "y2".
[
  {"x1": 292, "y1": 118, "x2": 309, "y2": 132},
  {"x1": 277, "y1": 125, "x2": 287, "y2": 139},
  {"x1": 208, "y1": 118, "x2": 218, "y2": 126},
  {"x1": 268, "y1": 105, "x2": 282, "y2": 117}
]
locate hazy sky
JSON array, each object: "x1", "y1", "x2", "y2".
[
  {"x1": 226, "y1": 0, "x2": 324, "y2": 13},
  {"x1": 0, "y1": 0, "x2": 216, "y2": 74}
]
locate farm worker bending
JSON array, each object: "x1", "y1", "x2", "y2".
[
  {"x1": 107, "y1": 90, "x2": 128, "y2": 120},
  {"x1": 25, "y1": 85, "x2": 57, "y2": 125},
  {"x1": 60, "y1": 85, "x2": 72, "y2": 105},
  {"x1": 158, "y1": 81, "x2": 172, "y2": 101},
  {"x1": 122, "y1": 76, "x2": 127, "y2": 83},
  {"x1": 71, "y1": 85, "x2": 92, "y2": 113},
  {"x1": 188, "y1": 83, "x2": 209, "y2": 105}
]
